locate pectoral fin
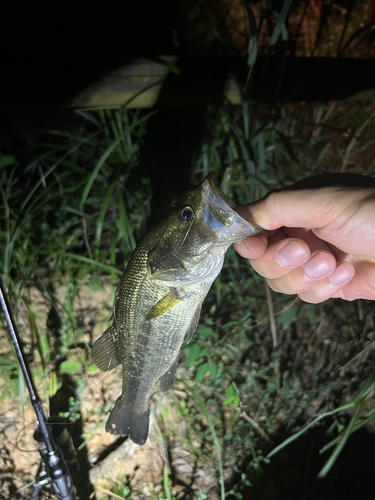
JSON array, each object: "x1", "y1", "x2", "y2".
[
  {"x1": 185, "y1": 304, "x2": 202, "y2": 344},
  {"x1": 91, "y1": 326, "x2": 121, "y2": 371},
  {"x1": 144, "y1": 290, "x2": 182, "y2": 321}
]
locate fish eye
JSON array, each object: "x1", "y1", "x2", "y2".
[{"x1": 178, "y1": 206, "x2": 194, "y2": 223}]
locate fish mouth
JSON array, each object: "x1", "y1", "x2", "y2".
[{"x1": 201, "y1": 174, "x2": 262, "y2": 244}]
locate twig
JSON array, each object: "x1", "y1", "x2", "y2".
[
  {"x1": 264, "y1": 281, "x2": 278, "y2": 349},
  {"x1": 239, "y1": 411, "x2": 266, "y2": 437},
  {"x1": 249, "y1": 296, "x2": 299, "y2": 330},
  {"x1": 52, "y1": 170, "x2": 64, "y2": 197},
  {"x1": 82, "y1": 217, "x2": 93, "y2": 261},
  {"x1": 97, "y1": 488, "x2": 127, "y2": 500},
  {"x1": 264, "y1": 281, "x2": 281, "y2": 390},
  {"x1": 213, "y1": 390, "x2": 266, "y2": 437},
  {"x1": 339, "y1": 340, "x2": 375, "y2": 375}
]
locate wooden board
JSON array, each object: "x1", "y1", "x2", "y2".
[{"x1": 69, "y1": 56, "x2": 242, "y2": 109}]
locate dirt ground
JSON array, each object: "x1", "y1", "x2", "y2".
[
  {"x1": 0, "y1": 280, "x2": 220, "y2": 500},
  {"x1": 1, "y1": 278, "x2": 375, "y2": 500}
]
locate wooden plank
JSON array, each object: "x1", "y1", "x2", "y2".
[
  {"x1": 1, "y1": 55, "x2": 375, "y2": 117},
  {"x1": 68, "y1": 55, "x2": 375, "y2": 110},
  {"x1": 69, "y1": 57, "x2": 242, "y2": 109}
]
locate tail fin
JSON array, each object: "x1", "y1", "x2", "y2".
[{"x1": 105, "y1": 397, "x2": 150, "y2": 446}]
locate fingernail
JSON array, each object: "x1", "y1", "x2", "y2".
[
  {"x1": 235, "y1": 240, "x2": 248, "y2": 257},
  {"x1": 278, "y1": 242, "x2": 308, "y2": 267},
  {"x1": 329, "y1": 263, "x2": 355, "y2": 286},
  {"x1": 304, "y1": 252, "x2": 333, "y2": 279}
]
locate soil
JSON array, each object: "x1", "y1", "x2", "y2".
[
  {"x1": 0, "y1": 280, "x2": 219, "y2": 500},
  {"x1": 1, "y1": 278, "x2": 375, "y2": 500}
]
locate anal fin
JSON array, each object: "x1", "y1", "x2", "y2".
[
  {"x1": 160, "y1": 357, "x2": 179, "y2": 392},
  {"x1": 91, "y1": 326, "x2": 121, "y2": 371}
]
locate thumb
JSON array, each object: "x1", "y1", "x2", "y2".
[
  {"x1": 236, "y1": 188, "x2": 344, "y2": 231},
  {"x1": 338, "y1": 260, "x2": 375, "y2": 301}
]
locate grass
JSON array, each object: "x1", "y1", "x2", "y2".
[{"x1": 1, "y1": 101, "x2": 375, "y2": 499}]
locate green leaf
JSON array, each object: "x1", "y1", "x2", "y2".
[
  {"x1": 226, "y1": 384, "x2": 235, "y2": 398},
  {"x1": 207, "y1": 362, "x2": 216, "y2": 378},
  {"x1": 195, "y1": 363, "x2": 209, "y2": 383},
  {"x1": 282, "y1": 304, "x2": 297, "y2": 330},
  {"x1": 60, "y1": 360, "x2": 81, "y2": 374},
  {"x1": 0, "y1": 155, "x2": 16, "y2": 168},
  {"x1": 40, "y1": 334, "x2": 50, "y2": 354},
  {"x1": 49, "y1": 372, "x2": 61, "y2": 397},
  {"x1": 197, "y1": 328, "x2": 214, "y2": 339},
  {"x1": 0, "y1": 358, "x2": 18, "y2": 368},
  {"x1": 187, "y1": 343, "x2": 200, "y2": 365},
  {"x1": 306, "y1": 307, "x2": 318, "y2": 328},
  {"x1": 224, "y1": 384, "x2": 235, "y2": 405},
  {"x1": 222, "y1": 321, "x2": 239, "y2": 330}
]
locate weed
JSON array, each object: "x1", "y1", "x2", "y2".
[{"x1": 1, "y1": 100, "x2": 375, "y2": 498}]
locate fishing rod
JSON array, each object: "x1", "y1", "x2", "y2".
[{"x1": 0, "y1": 275, "x2": 76, "y2": 500}]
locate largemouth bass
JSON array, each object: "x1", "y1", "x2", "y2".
[{"x1": 91, "y1": 175, "x2": 262, "y2": 445}]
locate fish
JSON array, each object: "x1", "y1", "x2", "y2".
[{"x1": 91, "y1": 174, "x2": 262, "y2": 445}]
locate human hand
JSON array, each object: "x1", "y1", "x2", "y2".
[{"x1": 234, "y1": 174, "x2": 375, "y2": 303}]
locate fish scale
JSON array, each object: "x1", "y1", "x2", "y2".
[{"x1": 91, "y1": 175, "x2": 262, "y2": 445}]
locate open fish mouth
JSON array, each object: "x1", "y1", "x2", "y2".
[{"x1": 201, "y1": 174, "x2": 262, "y2": 244}]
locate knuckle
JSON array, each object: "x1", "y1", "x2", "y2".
[{"x1": 267, "y1": 278, "x2": 294, "y2": 295}]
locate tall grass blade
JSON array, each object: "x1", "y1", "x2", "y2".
[
  {"x1": 163, "y1": 465, "x2": 172, "y2": 500},
  {"x1": 20, "y1": 157, "x2": 58, "y2": 211},
  {"x1": 74, "y1": 110, "x2": 102, "y2": 127},
  {"x1": 60, "y1": 253, "x2": 122, "y2": 276},
  {"x1": 255, "y1": 133, "x2": 268, "y2": 198},
  {"x1": 95, "y1": 181, "x2": 116, "y2": 251},
  {"x1": 317, "y1": 401, "x2": 363, "y2": 479},
  {"x1": 187, "y1": 384, "x2": 225, "y2": 500},
  {"x1": 18, "y1": 364, "x2": 25, "y2": 435},
  {"x1": 117, "y1": 194, "x2": 136, "y2": 252},
  {"x1": 267, "y1": 402, "x2": 355, "y2": 459},
  {"x1": 340, "y1": 108, "x2": 375, "y2": 172},
  {"x1": 242, "y1": 2, "x2": 258, "y2": 97},
  {"x1": 80, "y1": 111, "x2": 156, "y2": 210},
  {"x1": 80, "y1": 139, "x2": 121, "y2": 211},
  {"x1": 21, "y1": 131, "x2": 100, "y2": 212},
  {"x1": 269, "y1": 0, "x2": 293, "y2": 46}
]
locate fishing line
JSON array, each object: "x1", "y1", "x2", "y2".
[{"x1": 178, "y1": 217, "x2": 195, "y2": 251}]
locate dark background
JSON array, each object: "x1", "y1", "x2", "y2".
[{"x1": 1, "y1": 0, "x2": 375, "y2": 117}]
